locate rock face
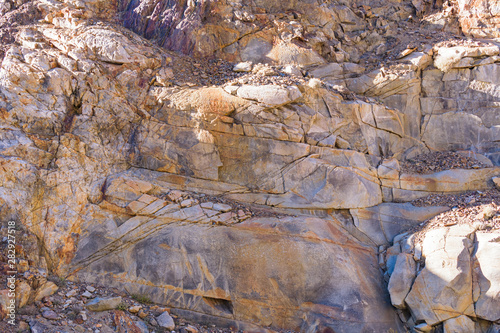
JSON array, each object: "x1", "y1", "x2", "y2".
[
  {"x1": 1, "y1": 0, "x2": 500, "y2": 331},
  {"x1": 75, "y1": 215, "x2": 400, "y2": 331},
  {"x1": 86, "y1": 297, "x2": 123, "y2": 312},
  {"x1": 386, "y1": 225, "x2": 500, "y2": 331},
  {"x1": 405, "y1": 225, "x2": 475, "y2": 325}
]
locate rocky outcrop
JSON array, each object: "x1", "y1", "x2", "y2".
[
  {"x1": 385, "y1": 222, "x2": 500, "y2": 331},
  {"x1": 75, "y1": 213, "x2": 401, "y2": 331}
]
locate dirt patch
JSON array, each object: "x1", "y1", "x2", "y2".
[
  {"x1": 400, "y1": 151, "x2": 490, "y2": 174},
  {"x1": 407, "y1": 189, "x2": 500, "y2": 245}
]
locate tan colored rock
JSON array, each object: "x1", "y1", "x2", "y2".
[
  {"x1": 128, "y1": 305, "x2": 142, "y2": 314},
  {"x1": 16, "y1": 281, "x2": 32, "y2": 308},
  {"x1": 266, "y1": 41, "x2": 326, "y2": 66},
  {"x1": 34, "y1": 282, "x2": 59, "y2": 302},
  {"x1": 400, "y1": 52, "x2": 433, "y2": 70},
  {"x1": 0, "y1": 290, "x2": 12, "y2": 320},
  {"x1": 405, "y1": 225, "x2": 476, "y2": 325},
  {"x1": 378, "y1": 158, "x2": 400, "y2": 187},
  {"x1": 457, "y1": 0, "x2": 500, "y2": 39},
  {"x1": 442, "y1": 315, "x2": 475, "y2": 333},
  {"x1": 309, "y1": 63, "x2": 343, "y2": 80}
]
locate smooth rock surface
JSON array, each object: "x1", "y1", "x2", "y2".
[
  {"x1": 74, "y1": 216, "x2": 402, "y2": 331},
  {"x1": 86, "y1": 297, "x2": 122, "y2": 312},
  {"x1": 474, "y1": 232, "x2": 500, "y2": 322},
  {"x1": 405, "y1": 225, "x2": 476, "y2": 325}
]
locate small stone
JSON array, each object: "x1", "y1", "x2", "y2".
[
  {"x1": 76, "y1": 311, "x2": 87, "y2": 322},
  {"x1": 185, "y1": 325, "x2": 199, "y2": 333},
  {"x1": 233, "y1": 61, "x2": 252, "y2": 72},
  {"x1": 74, "y1": 325, "x2": 86, "y2": 333},
  {"x1": 180, "y1": 199, "x2": 194, "y2": 208},
  {"x1": 42, "y1": 309, "x2": 58, "y2": 320},
  {"x1": 200, "y1": 202, "x2": 214, "y2": 209},
  {"x1": 138, "y1": 308, "x2": 148, "y2": 319},
  {"x1": 213, "y1": 203, "x2": 232, "y2": 212},
  {"x1": 481, "y1": 205, "x2": 497, "y2": 220},
  {"x1": 82, "y1": 291, "x2": 93, "y2": 298},
  {"x1": 19, "y1": 321, "x2": 30, "y2": 331},
  {"x1": 134, "y1": 319, "x2": 149, "y2": 333},
  {"x1": 156, "y1": 311, "x2": 175, "y2": 330},
  {"x1": 86, "y1": 286, "x2": 96, "y2": 293},
  {"x1": 85, "y1": 296, "x2": 122, "y2": 312},
  {"x1": 129, "y1": 305, "x2": 142, "y2": 314}
]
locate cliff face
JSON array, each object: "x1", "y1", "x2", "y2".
[{"x1": 0, "y1": 0, "x2": 499, "y2": 332}]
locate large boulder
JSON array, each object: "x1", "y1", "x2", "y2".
[
  {"x1": 405, "y1": 225, "x2": 476, "y2": 325},
  {"x1": 73, "y1": 216, "x2": 402, "y2": 332}
]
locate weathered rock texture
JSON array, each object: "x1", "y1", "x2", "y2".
[
  {"x1": 386, "y1": 225, "x2": 500, "y2": 332},
  {"x1": 0, "y1": 0, "x2": 500, "y2": 331}
]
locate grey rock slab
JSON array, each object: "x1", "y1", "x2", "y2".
[
  {"x1": 388, "y1": 253, "x2": 417, "y2": 309},
  {"x1": 134, "y1": 320, "x2": 149, "y2": 333},
  {"x1": 156, "y1": 311, "x2": 175, "y2": 330},
  {"x1": 85, "y1": 296, "x2": 122, "y2": 312}
]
